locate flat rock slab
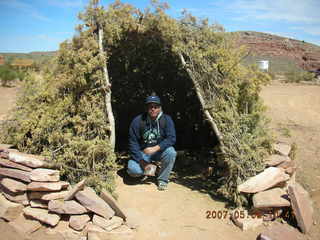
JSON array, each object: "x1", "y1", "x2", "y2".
[
  {"x1": 0, "y1": 144, "x2": 14, "y2": 151},
  {"x1": 8, "y1": 151, "x2": 46, "y2": 168},
  {"x1": 0, "y1": 193, "x2": 24, "y2": 221},
  {"x1": 0, "y1": 177, "x2": 27, "y2": 193},
  {"x1": 64, "y1": 178, "x2": 86, "y2": 201},
  {"x1": 96, "y1": 225, "x2": 134, "y2": 239},
  {"x1": 288, "y1": 183, "x2": 313, "y2": 233},
  {"x1": 258, "y1": 222, "x2": 305, "y2": 240},
  {"x1": 277, "y1": 160, "x2": 297, "y2": 176},
  {"x1": 93, "y1": 215, "x2": 123, "y2": 231},
  {"x1": 0, "y1": 184, "x2": 29, "y2": 205},
  {"x1": 46, "y1": 219, "x2": 82, "y2": 239},
  {"x1": 0, "y1": 167, "x2": 31, "y2": 183},
  {"x1": 100, "y1": 190, "x2": 126, "y2": 220},
  {"x1": 253, "y1": 188, "x2": 290, "y2": 208},
  {"x1": 273, "y1": 143, "x2": 291, "y2": 156},
  {"x1": 27, "y1": 181, "x2": 67, "y2": 192},
  {"x1": 28, "y1": 190, "x2": 69, "y2": 201},
  {"x1": 83, "y1": 222, "x2": 107, "y2": 235},
  {"x1": 69, "y1": 214, "x2": 91, "y2": 231},
  {"x1": 8, "y1": 213, "x2": 42, "y2": 235},
  {"x1": 48, "y1": 199, "x2": 89, "y2": 214},
  {"x1": 266, "y1": 154, "x2": 291, "y2": 166},
  {"x1": 231, "y1": 209, "x2": 263, "y2": 231},
  {"x1": 238, "y1": 167, "x2": 290, "y2": 193},
  {"x1": 30, "y1": 200, "x2": 48, "y2": 209},
  {"x1": 75, "y1": 187, "x2": 115, "y2": 219},
  {"x1": 23, "y1": 206, "x2": 61, "y2": 227},
  {"x1": 0, "y1": 158, "x2": 32, "y2": 172},
  {"x1": 30, "y1": 168, "x2": 60, "y2": 182}
]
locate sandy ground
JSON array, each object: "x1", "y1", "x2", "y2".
[
  {"x1": 0, "y1": 82, "x2": 20, "y2": 121},
  {"x1": 0, "y1": 80, "x2": 319, "y2": 239}
]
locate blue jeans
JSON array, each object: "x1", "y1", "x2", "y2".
[{"x1": 127, "y1": 147, "x2": 177, "y2": 183}]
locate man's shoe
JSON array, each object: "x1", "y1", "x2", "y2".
[{"x1": 157, "y1": 181, "x2": 168, "y2": 191}]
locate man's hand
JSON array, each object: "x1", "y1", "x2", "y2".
[{"x1": 143, "y1": 145, "x2": 160, "y2": 155}]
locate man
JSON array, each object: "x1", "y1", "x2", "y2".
[{"x1": 127, "y1": 94, "x2": 177, "y2": 190}]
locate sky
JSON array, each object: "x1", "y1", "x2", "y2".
[{"x1": 0, "y1": 0, "x2": 319, "y2": 53}]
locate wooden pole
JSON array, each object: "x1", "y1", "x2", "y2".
[{"x1": 98, "y1": 27, "x2": 116, "y2": 150}]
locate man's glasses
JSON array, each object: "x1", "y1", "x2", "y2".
[{"x1": 148, "y1": 104, "x2": 160, "y2": 109}]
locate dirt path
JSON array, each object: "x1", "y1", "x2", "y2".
[
  {"x1": 0, "y1": 82, "x2": 20, "y2": 121},
  {"x1": 0, "y1": 81, "x2": 319, "y2": 239}
]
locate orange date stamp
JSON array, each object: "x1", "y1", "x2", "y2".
[{"x1": 205, "y1": 210, "x2": 263, "y2": 219}]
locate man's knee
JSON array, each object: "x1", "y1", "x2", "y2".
[
  {"x1": 161, "y1": 147, "x2": 177, "y2": 163},
  {"x1": 127, "y1": 160, "x2": 143, "y2": 177}
]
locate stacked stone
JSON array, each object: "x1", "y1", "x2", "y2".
[
  {"x1": 0, "y1": 144, "x2": 136, "y2": 240},
  {"x1": 234, "y1": 142, "x2": 313, "y2": 237}
]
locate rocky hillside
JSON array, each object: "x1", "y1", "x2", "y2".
[{"x1": 235, "y1": 31, "x2": 320, "y2": 72}]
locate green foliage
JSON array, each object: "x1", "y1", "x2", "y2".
[
  {"x1": 0, "y1": 0, "x2": 273, "y2": 203},
  {"x1": 284, "y1": 70, "x2": 316, "y2": 83},
  {"x1": 0, "y1": 64, "x2": 17, "y2": 86}
]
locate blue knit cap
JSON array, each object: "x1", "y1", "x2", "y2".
[{"x1": 145, "y1": 95, "x2": 161, "y2": 105}]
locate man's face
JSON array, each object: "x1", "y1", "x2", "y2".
[{"x1": 147, "y1": 103, "x2": 161, "y2": 120}]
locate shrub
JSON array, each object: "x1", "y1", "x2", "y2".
[
  {"x1": 0, "y1": 65, "x2": 17, "y2": 86},
  {"x1": 284, "y1": 70, "x2": 315, "y2": 83}
]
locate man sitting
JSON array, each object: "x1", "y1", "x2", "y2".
[{"x1": 127, "y1": 94, "x2": 177, "y2": 190}]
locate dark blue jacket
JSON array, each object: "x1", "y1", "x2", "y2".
[{"x1": 128, "y1": 113, "x2": 176, "y2": 163}]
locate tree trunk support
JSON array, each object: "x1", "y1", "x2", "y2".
[{"x1": 98, "y1": 27, "x2": 116, "y2": 150}]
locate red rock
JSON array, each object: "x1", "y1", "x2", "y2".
[
  {"x1": 69, "y1": 214, "x2": 91, "y2": 231},
  {"x1": 273, "y1": 142, "x2": 291, "y2": 156},
  {"x1": 83, "y1": 222, "x2": 106, "y2": 234},
  {"x1": 28, "y1": 190, "x2": 69, "y2": 201},
  {"x1": 23, "y1": 206, "x2": 60, "y2": 227},
  {"x1": 265, "y1": 154, "x2": 291, "y2": 166},
  {"x1": 0, "y1": 177, "x2": 27, "y2": 193},
  {"x1": 0, "y1": 184, "x2": 29, "y2": 205},
  {"x1": 277, "y1": 160, "x2": 297, "y2": 176},
  {"x1": 27, "y1": 181, "x2": 66, "y2": 191},
  {"x1": 75, "y1": 187, "x2": 115, "y2": 219},
  {"x1": 231, "y1": 209, "x2": 263, "y2": 231},
  {"x1": 0, "y1": 194, "x2": 23, "y2": 221},
  {"x1": 64, "y1": 178, "x2": 86, "y2": 201},
  {"x1": 48, "y1": 199, "x2": 89, "y2": 214},
  {"x1": 100, "y1": 190, "x2": 126, "y2": 220},
  {"x1": 238, "y1": 167, "x2": 290, "y2": 193},
  {"x1": 92, "y1": 214, "x2": 123, "y2": 231},
  {"x1": 258, "y1": 222, "x2": 304, "y2": 240},
  {"x1": 288, "y1": 183, "x2": 314, "y2": 233},
  {"x1": 0, "y1": 167, "x2": 31, "y2": 183},
  {"x1": 46, "y1": 219, "x2": 81, "y2": 239},
  {"x1": 8, "y1": 213, "x2": 42, "y2": 234},
  {"x1": 0, "y1": 158, "x2": 32, "y2": 171},
  {"x1": 253, "y1": 188, "x2": 290, "y2": 208},
  {"x1": 30, "y1": 200, "x2": 48, "y2": 209},
  {"x1": 30, "y1": 168, "x2": 60, "y2": 182},
  {"x1": 7, "y1": 151, "x2": 46, "y2": 168},
  {"x1": 0, "y1": 144, "x2": 14, "y2": 151}
]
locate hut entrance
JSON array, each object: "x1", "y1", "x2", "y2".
[{"x1": 108, "y1": 30, "x2": 219, "y2": 153}]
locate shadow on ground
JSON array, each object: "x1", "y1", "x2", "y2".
[{"x1": 116, "y1": 153, "x2": 228, "y2": 205}]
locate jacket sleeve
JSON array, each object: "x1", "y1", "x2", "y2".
[
  {"x1": 158, "y1": 115, "x2": 176, "y2": 151},
  {"x1": 128, "y1": 116, "x2": 143, "y2": 163}
]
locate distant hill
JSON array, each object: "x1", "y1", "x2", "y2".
[
  {"x1": 0, "y1": 51, "x2": 57, "y2": 64},
  {"x1": 234, "y1": 31, "x2": 320, "y2": 73},
  {"x1": 2, "y1": 31, "x2": 320, "y2": 73}
]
